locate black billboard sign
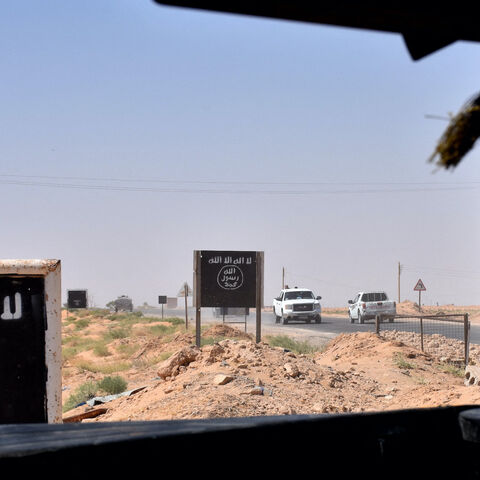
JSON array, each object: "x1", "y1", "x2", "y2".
[
  {"x1": 67, "y1": 290, "x2": 88, "y2": 309},
  {"x1": 158, "y1": 295, "x2": 167, "y2": 304},
  {"x1": 199, "y1": 251, "x2": 257, "y2": 307}
]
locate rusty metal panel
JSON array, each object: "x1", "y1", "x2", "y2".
[{"x1": 0, "y1": 259, "x2": 62, "y2": 423}]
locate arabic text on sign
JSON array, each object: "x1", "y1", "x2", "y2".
[
  {"x1": 208, "y1": 256, "x2": 253, "y2": 265},
  {"x1": 217, "y1": 265, "x2": 244, "y2": 290}
]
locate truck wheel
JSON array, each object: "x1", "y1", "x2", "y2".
[
  {"x1": 315, "y1": 315, "x2": 321, "y2": 323},
  {"x1": 358, "y1": 312, "x2": 364, "y2": 324},
  {"x1": 349, "y1": 312, "x2": 354, "y2": 323}
]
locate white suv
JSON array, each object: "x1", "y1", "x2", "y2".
[{"x1": 272, "y1": 288, "x2": 322, "y2": 324}]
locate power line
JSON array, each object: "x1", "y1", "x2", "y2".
[
  {"x1": 283, "y1": 269, "x2": 358, "y2": 291},
  {"x1": 0, "y1": 175, "x2": 479, "y2": 195},
  {"x1": 0, "y1": 173, "x2": 479, "y2": 187},
  {"x1": 401, "y1": 264, "x2": 480, "y2": 283}
]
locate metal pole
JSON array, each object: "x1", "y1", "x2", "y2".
[
  {"x1": 420, "y1": 317, "x2": 424, "y2": 352},
  {"x1": 465, "y1": 313, "x2": 470, "y2": 365},
  {"x1": 194, "y1": 251, "x2": 202, "y2": 348},
  {"x1": 398, "y1": 262, "x2": 401, "y2": 303},
  {"x1": 185, "y1": 283, "x2": 188, "y2": 329},
  {"x1": 256, "y1": 252, "x2": 264, "y2": 343}
]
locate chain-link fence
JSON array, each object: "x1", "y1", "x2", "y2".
[{"x1": 374, "y1": 313, "x2": 470, "y2": 366}]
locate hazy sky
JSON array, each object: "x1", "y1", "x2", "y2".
[{"x1": 2, "y1": 1, "x2": 480, "y2": 308}]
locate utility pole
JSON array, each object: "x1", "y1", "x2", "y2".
[
  {"x1": 397, "y1": 262, "x2": 401, "y2": 303},
  {"x1": 184, "y1": 282, "x2": 189, "y2": 329},
  {"x1": 282, "y1": 267, "x2": 285, "y2": 289}
]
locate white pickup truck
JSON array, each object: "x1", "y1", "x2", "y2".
[
  {"x1": 273, "y1": 287, "x2": 322, "y2": 324},
  {"x1": 348, "y1": 291, "x2": 396, "y2": 323}
]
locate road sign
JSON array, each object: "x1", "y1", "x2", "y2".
[
  {"x1": 158, "y1": 295, "x2": 167, "y2": 319},
  {"x1": 198, "y1": 251, "x2": 258, "y2": 308},
  {"x1": 177, "y1": 283, "x2": 192, "y2": 297},
  {"x1": 67, "y1": 289, "x2": 88, "y2": 309},
  {"x1": 193, "y1": 250, "x2": 264, "y2": 346},
  {"x1": 414, "y1": 279, "x2": 426, "y2": 291}
]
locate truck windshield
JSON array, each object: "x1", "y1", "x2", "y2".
[
  {"x1": 284, "y1": 291, "x2": 314, "y2": 300},
  {"x1": 361, "y1": 293, "x2": 387, "y2": 302}
]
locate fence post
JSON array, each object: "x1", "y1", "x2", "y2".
[
  {"x1": 465, "y1": 313, "x2": 470, "y2": 365},
  {"x1": 375, "y1": 315, "x2": 380, "y2": 334},
  {"x1": 420, "y1": 317, "x2": 424, "y2": 352}
]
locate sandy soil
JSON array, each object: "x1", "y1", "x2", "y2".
[{"x1": 61, "y1": 302, "x2": 480, "y2": 423}]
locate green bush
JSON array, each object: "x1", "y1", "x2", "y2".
[
  {"x1": 63, "y1": 381, "x2": 98, "y2": 412},
  {"x1": 148, "y1": 324, "x2": 176, "y2": 336},
  {"x1": 106, "y1": 327, "x2": 131, "y2": 340},
  {"x1": 74, "y1": 318, "x2": 91, "y2": 330},
  {"x1": 63, "y1": 375, "x2": 128, "y2": 413},
  {"x1": 93, "y1": 342, "x2": 111, "y2": 357},
  {"x1": 393, "y1": 352, "x2": 415, "y2": 370},
  {"x1": 97, "y1": 376, "x2": 128, "y2": 395},
  {"x1": 164, "y1": 316, "x2": 184, "y2": 326}
]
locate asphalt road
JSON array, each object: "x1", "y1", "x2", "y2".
[
  {"x1": 144, "y1": 307, "x2": 480, "y2": 347},
  {"x1": 255, "y1": 311, "x2": 480, "y2": 346}
]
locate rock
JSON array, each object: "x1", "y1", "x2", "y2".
[
  {"x1": 157, "y1": 346, "x2": 200, "y2": 379},
  {"x1": 279, "y1": 406, "x2": 297, "y2": 415},
  {"x1": 306, "y1": 370, "x2": 321, "y2": 383},
  {"x1": 249, "y1": 386, "x2": 264, "y2": 395},
  {"x1": 284, "y1": 363, "x2": 300, "y2": 378},
  {"x1": 465, "y1": 365, "x2": 480, "y2": 386},
  {"x1": 213, "y1": 374, "x2": 234, "y2": 385},
  {"x1": 205, "y1": 344, "x2": 226, "y2": 364}
]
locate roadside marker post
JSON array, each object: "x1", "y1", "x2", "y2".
[
  {"x1": 414, "y1": 279, "x2": 426, "y2": 311},
  {"x1": 158, "y1": 295, "x2": 167, "y2": 319}
]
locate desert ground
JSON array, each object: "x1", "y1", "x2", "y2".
[{"x1": 61, "y1": 301, "x2": 480, "y2": 423}]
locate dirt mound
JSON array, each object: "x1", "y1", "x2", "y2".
[
  {"x1": 63, "y1": 326, "x2": 480, "y2": 423},
  {"x1": 395, "y1": 301, "x2": 480, "y2": 322},
  {"x1": 203, "y1": 324, "x2": 254, "y2": 340}
]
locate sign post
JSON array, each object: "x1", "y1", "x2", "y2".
[
  {"x1": 256, "y1": 251, "x2": 264, "y2": 343},
  {"x1": 67, "y1": 289, "x2": 88, "y2": 310},
  {"x1": 158, "y1": 295, "x2": 167, "y2": 319},
  {"x1": 194, "y1": 250, "x2": 264, "y2": 347},
  {"x1": 177, "y1": 283, "x2": 192, "y2": 329},
  {"x1": 194, "y1": 252, "x2": 201, "y2": 348},
  {"x1": 414, "y1": 278, "x2": 426, "y2": 311}
]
